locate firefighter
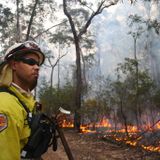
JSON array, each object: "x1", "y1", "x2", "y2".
[{"x1": 0, "y1": 41, "x2": 45, "y2": 160}]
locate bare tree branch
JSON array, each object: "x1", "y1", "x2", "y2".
[
  {"x1": 78, "y1": 0, "x2": 119, "y2": 38},
  {"x1": 34, "y1": 20, "x2": 68, "y2": 39},
  {"x1": 45, "y1": 53, "x2": 67, "y2": 68},
  {"x1": 45, "y1": 52, "x2": 67, "y2": 87},
  {"x1": 52, "y1": 53, "x2": 67, "y2": 68}
]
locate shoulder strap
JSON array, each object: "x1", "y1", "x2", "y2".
[{"x1": 0, "y1": 87, "x2": 32, "y2": 124}]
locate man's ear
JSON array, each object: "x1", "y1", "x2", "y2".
[{"x1": 8, "y1": 60, "x2": 17, "y2": 71}]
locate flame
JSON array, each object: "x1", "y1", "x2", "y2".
[
  {"x1": 156, "y1": 121, "x2": 160, "y2": 129},
  {"x1": 126, "y1": 140, "x2": 137, "y2": 146},
  {"x1": 142, "y1": 145, "x2": 160, "y2": 152},
  {"x1": 61, "y1": 119, "x2": 74, "y2": 128},
  {"x1": 80, "y1": 125, "x2": 96, "y2": 133},
  {"x1": 96, "y1": 118, "x2": 111, "y2": 128},
  {"x1": 61, "y1": 116, "x2": 160, "y2": 153},
  {"x1": 116, "y1": 125, "x2": 139, "y2": 134}
]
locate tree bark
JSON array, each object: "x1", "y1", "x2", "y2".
[
  {"x1": 120, "y1": 99, "x2": 129, "y2": 138},
  {"x1": 63, "y1": 0, "x2": 82, "y2": 131},
  {"x1": 26, "y1": 0, "x2": 39, "y2": 40},
  {"x1": 16, "y1": 0, "x2": 21, "y2": 42},
  {"x1": 133, "y1": 36, "x2": 141, "y2": 129}
]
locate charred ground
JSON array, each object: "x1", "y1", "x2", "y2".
[{"x1": 42, "y1": 129, "x2": 160, "y2": 160}]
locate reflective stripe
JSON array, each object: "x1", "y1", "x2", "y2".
[{"x1": 21, "y1": 150, "x2": 27, "y2": 157}]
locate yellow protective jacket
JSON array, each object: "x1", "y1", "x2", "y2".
[{"x1": 0, "y1": 85, "x2": 36, "y2": 160}]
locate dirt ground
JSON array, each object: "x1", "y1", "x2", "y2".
[{"x1": 42, "y1": 129, "x2": 160, "y2": 160}]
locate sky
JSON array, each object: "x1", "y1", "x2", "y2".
[
  {"x1": 40, "y1": 0, "x2": 160, "y2": 85},
  {"x1": 89, "y1": 0, "x2": 160, "y2": 78}
]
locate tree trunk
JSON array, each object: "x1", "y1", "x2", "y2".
[
  {"x1": 74, "y1": 36, "x2": 82, "y2": 132},
  {"x1": 16, "y1": 0, "x2": 21, "y2": 42},
  {"x1": 63, "y1": 0, "x2": 119, "y2": 131},
  {"x1": 120, "y1": 99, "x2": 129, "y2": 138},
  {"x1": 134, "y1": 37, "x2": 141, "y2": 129},
  {"x1": 113, "y1": 109, "x2": 117, "y2": 132},
  {"x1": 51, "y1": 66, "x2": 54, "y2": 88},
  {"x1": 26, "y1": 0, "x2": 39, "y2": 40},
  {"x1": 63, "y1": 0, "x2": 82, "y2": 131},
  {"x1": 57, "y1": 44, "x2": 61, "y2": 90}
]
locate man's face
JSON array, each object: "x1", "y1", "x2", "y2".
[{"x1": 11, "y1": 53, "x2": 40, "y2": 91}]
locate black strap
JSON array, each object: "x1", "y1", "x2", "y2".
[{"x1": 0, "y1": 87, "x2": 32, "y2": 124}]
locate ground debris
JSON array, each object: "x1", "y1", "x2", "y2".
[{"x1": 42, "y1": 129, "x2": 160, "y2": 160}]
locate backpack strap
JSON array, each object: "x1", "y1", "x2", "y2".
[{"x1": 0, "y1": 87, "x2": 33, "y2": 125}]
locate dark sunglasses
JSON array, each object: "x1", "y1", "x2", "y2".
[{"x1": 15, "y1": 57, "x2": 40, "y2": 66}]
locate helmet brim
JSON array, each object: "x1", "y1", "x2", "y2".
[{"x1": 9, "y1": 49, "x2": 45, "y2": 65}]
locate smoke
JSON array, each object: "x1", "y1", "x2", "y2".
[{"x1": 91, "y1": 0, "x2": 160, "y2": 82}]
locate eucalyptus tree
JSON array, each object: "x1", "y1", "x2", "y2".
[
  {"x1": 115, "y1": 58, "x2": 154, "y2": 129},
  {"x1": 0, "y1": 3, "x2": 14, "y2": 53},
  {"x1": 0, "y1": 0, "x2": 57, "y2": 50},
  {"x1": 127, "y1": 0, "x2": 160, "y2": 84},
  {"x1": 62, "y1": 0, "x2": 120, "y2": 131},
  {"x1": 127, "y1": 4, "x2": 160, "y2": 128},
  {"x1": 48, "y1": 21, "x2": 72, "y2": 89},
  {"x1": 128, "y1": 19, "x2": 145, "y2": 132},
  {"x1": 48, "y1": 14, "x2": 96, "y2": 90}
]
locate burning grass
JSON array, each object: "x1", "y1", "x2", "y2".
[{"x1": 61, "y1": 116, "x2": 160, "y2": 155}]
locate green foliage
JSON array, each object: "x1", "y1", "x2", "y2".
[
  {"x1": 0, "y1": 4, "x2": 14, "y2": 53},
  {"x1": 38, "y1": 81, "x2": 76, "y2": 115},
  {"x1": 115, "y1": 57, "x2": 155, "y2": 120},
  {"x1": 152, "y1": 88, "x2": 160, "y2": 108},
  {"x1": 128, "y1": 13, "x2": 160, "y2": 35},
  {"x1": 0, "y1": 0, "x2": 58, "y2": 50},
  {"x1": 81, "y1": 97, "x2": 110, "y2": 123},
  {"x1": 70, "y1": 8, "x2": 89, "y2": 22},
  {"x1": 128, "y1": 14, "x2": 143, "y2": 27},
  {"x1": 49, "y1": 30, "x2": 73, "y2": 45},
  {"x1": 137, "y1": 71, "x2": 153, "y2": 95},
  {"x1": 81, "y1": 98, "x2": 99, "y2": 122},
  {"x1": 0, "y1": 4, "x2": 13, "y2": 27},
  {"x1": 117, "y1": 58, "x2": 138, "y2": 76},
  {"x1": 116, "y1": 58, "x2": 153, "y2": 94},
  {"x1": 83, "y1": 53, "x2": 96, "y2": 68},
  {"x1": 147, "y1": 19, "x2": 160, "y2": 34}
]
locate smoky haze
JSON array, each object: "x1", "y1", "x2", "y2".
[
  {"x1": 90, "y1": 0, "x2": 160, "y2": 82},
  {"x1": 38, "y1": 0, "x2": 160, "y2": 86}
]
